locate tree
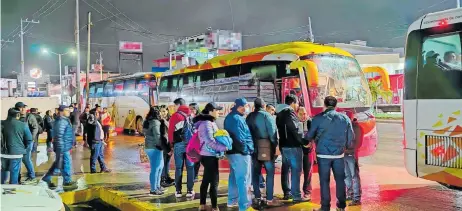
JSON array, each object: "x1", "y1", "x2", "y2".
[{"x1": 368, "y1": 80, "x2": 393, "y2": 112}]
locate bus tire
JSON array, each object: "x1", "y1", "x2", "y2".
[
  {"x1": 136, "y1": 116, "x2": 144, "y2": 136},
  {"x1": 438, "y1": 182, "x2": 462, "y2": 191}
]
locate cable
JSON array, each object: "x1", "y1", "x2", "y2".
[
  {"x1": 227, "y1": 0, "x2": 235, "y2": 31},
  {"x1": 43, "y1": 0, "x2": 70, "y2": 18},
  {"x1": 80, "y1": 12, "x2": 122, "y2": 30},
  {"x1": 36, "y1": 0, "x2": 62, "y2": 18},
  {"x1": 32, "y1": 0, "x2": 55, "y2": 18}
]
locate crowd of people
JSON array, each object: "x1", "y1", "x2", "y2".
[
  {"x1": 1, "y1": 102, "x2": 112, "y2": 188},
  {"x1": 142, "y1": 95, "x2": 362, "y2": 211}
]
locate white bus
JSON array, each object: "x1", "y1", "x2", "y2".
[{"x1": 404, "y1": 8, "x2": 462, "y2": 188}]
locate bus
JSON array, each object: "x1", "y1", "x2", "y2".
[{"x1": 404, "y1": 8, "x2": 462, "y2": 187}]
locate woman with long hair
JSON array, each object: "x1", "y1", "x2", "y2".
[
  {"x1": 159, "y1": 105, "x2": 174, "y2": 187},
  {"x1": 194, "y1": 102, "x2": 227, "y2": 211},
  {"x1": 143, "y1": 106, "x2": 168, "y2": 195}
]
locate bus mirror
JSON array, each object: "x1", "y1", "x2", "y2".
[
  {"x1": 289, "y1": 60, "x2": 319, "y2": 87},
  {"x1": 362, "y1": 66, "x2": 391, "y2": 91}
]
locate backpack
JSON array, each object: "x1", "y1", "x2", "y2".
[
  {"x1": 186, "y1": 132, "x2": 202, "y2": 163},
  {"x1": 177, "y1": 111, "x2": 194, "y2": 143}
]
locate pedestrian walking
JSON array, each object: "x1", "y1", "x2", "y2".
[
  {"x1": 224, "y1": 98, "x2": 254, "y2": 211},
  {"x1": 276, "y1": 94, "x2": 306, "y2": 203},
  {"x1": 41, "y1": 105, "x2": 76, "y2": 188},
  {"x1": 89, "y1": 110, "x2": 111, "y2": 174},
  {"x1": 44, "y1": 110, "x2": 54, "y2": 152},
  {"x1": 15, "y1": 102, "x2": 37, "y2": 183},
  {"x1": 246, "y1": 98, "x2": 280, "y2": 207},
  {"x1": 159, "y1": 105, "x2": 174, "y2": 187},
  {"x1": 168, "y1": 98, "x2": 195, "y2": 198},
  {"x1": 305, "y1": 96, "x2": 355, "y2": 211},
  {"x1": 1, "y1": 108, "x2": 33, "y2": 184},
  {"x1": 101, "y1": 107, "x2": 112, "y2": 142},
  {"x1": 194, "y1": 102, "x2": 227, "y2": 211}
]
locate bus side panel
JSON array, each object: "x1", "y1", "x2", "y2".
[
  {"x1": 416, "y1": 100, "x2": 462, "y2": 186},
  {"x1": 116, "y1": 96, "x2": 150, "y2": 130},
  {"x1": 403, "y1": 100, "x2": 418, "y2": 177}
]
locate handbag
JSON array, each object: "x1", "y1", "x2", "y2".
[
  {"x1": 257, "y1": 139, "x2": 272, "y2": 161},
  {"x1": 139, "y1": 144, "x2": 148, "y2": 163}
]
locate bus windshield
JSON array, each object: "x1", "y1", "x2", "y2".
[{"x1": 307, "y1": 55, "x2": 372, "y2": 108}]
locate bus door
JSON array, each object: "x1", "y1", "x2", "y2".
[{"x1": 287, "y1": 60, "x2": 320, "y2": 116}]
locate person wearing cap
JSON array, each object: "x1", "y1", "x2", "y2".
[
  {"x1": 69, "y1": 105, "x2": 80, "y2": 138},
  {"x1": 305, "y1": 96, "x2": 355, "y2": 211},
  {"x1": 42, "y1": 105, "x2": 76, "y2": 188},
  {"x1": 15, "y1": 102, "x2": 38, "y2": 182},
  {"x1": 30, "y1": 108, "x2": 43, "y2": 152},
  {"x1": 189, "y1": 103, "x2": 201, "y2": 181},
  {"x1": 193, "y1": 102, "x2": 226, "y2": 211},
  {"x1": 245, "y1": 98, "x2": 280, "y2": 207},
  {"x1": 276, "y1": 94, "x2": 305, "y2": 203},
  {"x1": 224, "y1": 98, "x2": 254, "y2": 211},
  {"x1": 1, "y1": 108, "x2": 33, "y2": 184}
]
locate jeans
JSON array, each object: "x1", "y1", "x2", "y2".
[
  {"x1": 82, "y1": 125, "x2": 88, "y2": 142},
  {"x1": 162, "y1": 150, "x2": 172, "y2": 179},
  {"x1": 102, "y1": 125, "x2": 110, "y2": 141},
  {"x1": 43, "y1": 150, "x2": 73, "y2": 184},
  {"x1": 174, "y1": 143, "x2": 195, "y2": 192},
  {"x1": 227, "y1": 154, "x2": 252, "y2": 211},
  {"x1": 344, "y1": 155, "x2": 362, "y2": 201},
  {"x1": 146, "y1": 148, "x2": 164, "y2": 192},
  {"x1": 318, "y1": 157, "x2": 346, "y2": 210},
  {"x1": 303, "y1": 152, "x2": 314, "y2": 195},
  {"x1": 281, "y1": 148, "x2": 303, "y2": 201},
  {"x1": 281, "y1": 157, "x2": 291, "y2": 196},
  {"x1": 46, "y1": 130, "x2": 53, "y2": 149},
  {"x1": 1, "y1": 158, "x2": 22, "y2": 184},
  {"x1": 200, "y1": 156, "x2": 219, "y2": 208},
  {"x1": 22, "y1": 143, "x2": 36, "y2": 179},
  {"x1": 90, "y1": 141, "x2": 107, "y2": 173},
  {"x1": 252, "y1": 157, "x2": 275, "y2": 201}
]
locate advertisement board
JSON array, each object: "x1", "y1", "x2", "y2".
[{"x1": 119, "y1": 41, "x2": 143, "y2": 53}]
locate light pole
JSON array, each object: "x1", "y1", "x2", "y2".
[
  {"x1": 20, "y1": 18, "x2": 39, "y2": 97},
  {"x1": 42, "y1": 48, "x2": 76, "y2": 104}
]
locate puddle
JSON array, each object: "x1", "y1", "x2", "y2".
[{"x1": 67, "y1": 199, "x2": 120, "y2": 211}]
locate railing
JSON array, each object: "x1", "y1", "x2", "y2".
[{"x1": 425, "y1": 135, "x2": 462, "y2": 169}]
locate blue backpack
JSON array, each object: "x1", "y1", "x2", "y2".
[{"x1": 178, "y1": 111, "x2": 194, "y2": 143}]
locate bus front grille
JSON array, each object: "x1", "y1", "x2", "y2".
[{"x1": 425, "y1": 135, "x2": 462, "y2": 169}]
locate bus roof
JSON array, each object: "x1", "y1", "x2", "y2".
[
  {"x1": 408, "y1": 7, "x2": 462, "y2": 34},
  {"x1": 162, "y1": 41, "x2": 353, "y2": 76},
  {"x1": 105, "y1": 72, "x2": 162, "y2": 81}
]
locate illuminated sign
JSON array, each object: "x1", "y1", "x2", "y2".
[
  {"x1": 29, "y1": 68, "x2": 42, "y2": 79},
  {"x1": 119, "y1": 41, "x2": 143, "y2": 53}
]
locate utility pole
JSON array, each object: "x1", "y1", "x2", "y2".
[
  {"x1": 86, "y1": 12, "x2": 91, "y2": 103},
  {"x1": 307, "y1": 17, "x2": 314, "y2": 42},
  {"x1": 97, "y1": 51, "x2": 103, "y2": 80},
  {"x1": 75, "y1": 0, "x2": 82, "y2": 109},
  {"x1": 20, "y1": 18, "x2": 39, "y2": 97},
  {"x1": 58, "y1": 54, "x2": 63, "y2": 104},
  {"x1": 458, "y1": 0, "x2": 460, "y2": 8}
]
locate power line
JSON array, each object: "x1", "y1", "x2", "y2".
[
  {"x1": 43, "y1": 0, "x2": 70, "y2": 18},
  {"x1": 227, "y1": 0, "x2": 235, "y2": 31},
  {"x1": 80, "y1": 12, "x2": 123, "y2": 30}
]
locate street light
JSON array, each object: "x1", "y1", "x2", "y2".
[{"x1": 41, "y1": 48, "x2": 76, "y2": 104}]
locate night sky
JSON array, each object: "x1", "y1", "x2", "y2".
[{"x1": 0, "y1": 0, "x2": 456, "y2": 76}]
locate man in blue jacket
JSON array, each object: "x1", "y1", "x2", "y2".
[
  {"x1": 41, "y1": 105, "x2": 76, "y2": 188},
  {"x1": 305, "y1": 96, "x2": 354, "y2": 211},
  {"x1": 1, "y1": 108, "x2": 33, "y2": 184},
  {"x1": 224, "y1": 98, "x2": 254, "y2": 211},
  {"x1": 246, "y1": 97, "x2": 280, "y2": 207}
]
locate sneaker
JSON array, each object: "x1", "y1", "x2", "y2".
[
  {"x1": 336, "y1": 208, "x2": 346, "y2": 211},
  {"x1": 282, "y1": 194, "x2": 293, "y2": 200},
  {"x1": 43, "y1": 180, "x2": 57, "y2": 189},
  {"x1": 211, "y1": 208, "x2": 220, "y2": 211},
  {"x1": 346, "y1": 195, "x2": 353, "y2": 201},
  {"x1": 175, "y1": 191, "x2": 183, "y2": 198},
  {"x1": 199, "y1": 205, "x2": 206, "y2": 211},
  {"x1": 302, "y1": 193, "x2": 312, "y2": 201},
  {"x1": 348, "y1": 200, "x2": 361, "y2": 206},
  {"x1": 101, "y1": 169, "x2": 112, "y2": 173},
  {"x1": 23, "y1": 177, "x2": 37, "y2": 185},
  {"x1": 186, "y1": 190, "x2": 195, "y2": 197},
  {"x1": 63, "y1": 181, "x2": 77, "y2": 187},
  {"x1": 266, "y1": 199, "x2": 282, "y2": 206},
  {"x1": 149, "y1": 190, "x2": 164, "y2": 196},
  {"x1": 227, "y1": 203, "x2": 238, "y2": 208}
]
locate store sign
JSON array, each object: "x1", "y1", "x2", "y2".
[
  {"x1": 30, "y1": 68, "x2": 42, "y2": 79},
  {"x1": 119, "y1": 41, "x2": 142, "y2": 53},
  {"x1": 185, "y1": 50, "x2": 217, "y2": 64},
  {"x1": 91, "y1": 64, "x2": 104, "y2": 72}
]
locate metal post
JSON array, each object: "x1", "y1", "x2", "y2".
[
  {"x1": 458, "y1": 0, "x2": 460, "y2": 8},
  {"x1": 76, "y1": 0, "x2": 82, "y2": 110},
  {"x1": 20, "y1": 19, "x2": 26, "y2": 97},
  {"x1": 59, "y1": 54, "x2": 63, "y2": 104},
  {"x1": 308, "y1": 17, "x2": 314, "y2": 42},
  {"x1": 99, "y1": 52, "x2": 103, "y2": 80},
  {"x1": 85, "y1": 12, "x2": 91, "y2": 102}
]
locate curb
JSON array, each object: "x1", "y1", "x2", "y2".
[{"x1": 376, "y1": 119, "x2": 402, "y2": 124}]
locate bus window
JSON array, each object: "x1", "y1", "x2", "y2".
[
  {"x1": 104, "y1": 81, "x2": 114, "y2": 97},
  {"x1": 124, "y1": 80, "x2": 136, "y2": 96},
  {"x1": 418, "y1": 32, "x2": 462, "y2": 99},
  {"x1": 179, "y1": 74, "x2": 194, "y2": 102},
  {"x1": 172, "y1": 76, "x2": 179, "y2": 92},
  {"x1": 136, "y1": 78, "x2": 150, "y2": 103},
  {"x1": 159, "y1": 78, "x2": 168, "y2": 92},
  {"x1": 195, "y1": 70, "x2": 214, "y2": 102},
  {"x1": 113, "y1": 81, "x2": 124, "y2": 96},
  {"x1": 89, "y1": 84, "x2": 96, "y2": 98},
  {"x1": 215, "y1": 66, "x2": 240, "y2": 102},
  {"x1": 95, "y1": 83, "x2": 104, "y2": 98}
]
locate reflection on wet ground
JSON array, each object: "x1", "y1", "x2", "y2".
[
  {"x1": 67, "y1": 199, "x2": 120, "y2": 211},
  {"x1": 27, "y1": 123, "x2": 462, "y2": 211}
]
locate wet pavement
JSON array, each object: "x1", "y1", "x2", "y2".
[{"x1": 25, "y1": 123, "x2": 462, "y2": 211}]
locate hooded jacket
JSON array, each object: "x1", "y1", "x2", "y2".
[
  {"x1": 168, "y1": 105, "x2": 191, "y2": 144},
  {"x1": 52, "y1": 115, "x2": 75, "y2": 153},
  {"x1": 305, "y1": 108, "x2": 354, "y2": 158},
  {"x1": 224, "y1": 107, "x2": 254, "y2": 155},
  {"x1": 2, "y1": 114, "x2": 33, "y2": 156},
  {"x1": 276, "y1": 104, "x2": 303, "y2": 149},
  {"x1": 193, "y1": 114, "x2": 227, "y2": 156}
]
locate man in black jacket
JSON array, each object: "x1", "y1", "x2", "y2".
[
  {"x1": 276, "y1": 94, "x2": 306, "y2": 203},
  {"x1": 69, "y1": 105, "x2": 80, "y2": 137}
]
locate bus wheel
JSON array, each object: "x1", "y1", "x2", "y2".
[
  {"x1": 438, "y1": 182, "x2": 462, "y2": 191},
  {"x1": 136, "y1": 116, "x2": 144, "y2": 136}
]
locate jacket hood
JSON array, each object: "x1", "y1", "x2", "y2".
[
  {"x1": 193, "y1": 114, "x2": 215, "y2": 128},
  {"x1": 177, "y1": 105, "x2": 191, "y2": 115},
  {"x1": 276, "y1": 104, "x2": 291, "y2": 113}
]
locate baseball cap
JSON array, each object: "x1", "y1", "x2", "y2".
[
  {"x1": 234, "y1": 98, "x2": 248, "y2": 107},
  {"x1": 58, "y1": 105, "x2": 69, "y2": 111},
  {"x1": 324, "y1": 96, "x2": 338, "y2": 108},
  {"x1": 15, "y1": 102, "x2": 27, "y2": 108},
  {"x1": 204, "y1": 102, "x2": 223, "y2": 112},
  {"x1": 8, "y1": 108, "x2": 20, "y2": 116},
  {"x1": 426, "y1": 50, "x2": 439, "y2": 58}
]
